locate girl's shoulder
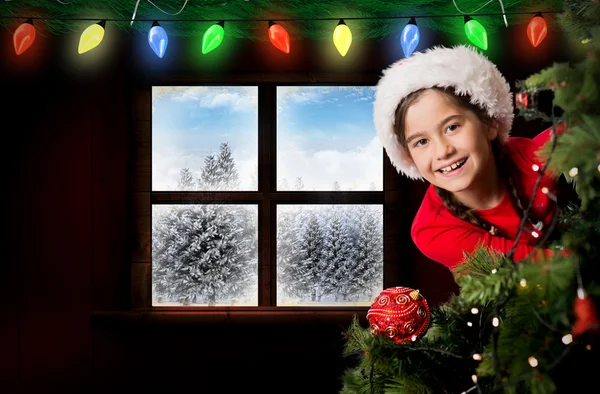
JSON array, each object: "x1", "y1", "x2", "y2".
[{"x1": 412, "y1": 186, "x2": 467, "y2": 229}]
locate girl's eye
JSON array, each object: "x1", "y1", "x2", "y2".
[
  {"x1": 446, "y1": 124, "x2": 460, "y2": 133},
  {"x1": 413, "y1": 138, "x2": 428, "y2": 148}
]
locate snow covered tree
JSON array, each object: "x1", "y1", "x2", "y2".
[
  {"x1": 322, "y1": 208, "x2": 356, "y2": 301},
  {"x1": 198, "y1": 154, "x2": 220, "y2": 189},
  {"x1": 277, "y1": 206, "x2": 305, "y2": 301},
  {"x1": 216, "y1": 142, "x2": 240, "y2": 190},
  {"x1": 152, "y1": 204, "x2": 257, "y2": 306},
  {"x1": 294, "y1": 176, "x2": 305, "y2": 191},
  {"x1": 352, "y1": 205, "x2": 384, "y2": 300},
  {"x1": 177, "y1": 167, "x2": 195, "y2": 191},
  {"x1": 297, "y1": 212, "x2": 326, "y2": 302}
]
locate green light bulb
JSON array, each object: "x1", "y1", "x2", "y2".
[
  {"x1": 202, "y1": 21, "x2": 225, "y2": 54},
  {"x1": 464, "y1": 16, "x2": 488, "y2": 50}
]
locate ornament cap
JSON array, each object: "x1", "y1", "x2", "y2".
[
  {"x1": 410, "y1": 290, "x2": 420, "y2": 301},
  {"x1": 408, "y1": 17, "x2": 417, "y2": 26}
]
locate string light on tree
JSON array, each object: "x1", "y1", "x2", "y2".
[
  {"x1": 13, "y1": 18, "x2": 36, "y2": 55},
  {"x1": 401, "y1": 17, "x2": 420, "y2": 57},
  {"x1": 527, "y1": 12, "x2": 548, "y2": 47},
  {"x1": 528, "y1": 356, "x2": 539, "y2": 368},
  {"x1": 202, "y1": 21, "x2": 225, "y2": 54},
  {"x1": 268, "y1": 21, "x2": 290, "y2": 54},
  {"x1": 333, "y1": 19, "x2": 352, "y2": 57},
  {"x1": 463, "y1": 15, "x2": 488, "y2": 50},
  {"x1": 148, "y1": 20, "x2": 168, "y2": 58},
  {"x1": 562, "y1": 334, "x2": 573, "y2": 345},
  {"x1": 569, "y1": 167, "x2": 579, "y2": 177},
  {"x1": 78, "y1": 20, "x2": 106, "y2": 54}
]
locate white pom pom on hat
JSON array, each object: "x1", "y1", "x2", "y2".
[{"x1": 373, "y1": 45, "x2": 514, "y2": 180}]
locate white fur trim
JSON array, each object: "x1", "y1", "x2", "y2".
[{"x1": 373, "y1": 45, "x2": 514, "y2": 180}]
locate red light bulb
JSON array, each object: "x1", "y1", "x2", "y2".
[
  {"x1": 13, "y1": 18, "x2": 36, "y2": 55},
  {"x1": 527, "y1": 13, "x2": 547, "y2": 48},
  {"x1": 268, "y1": 21, "x2": 290, "y2": 54}
]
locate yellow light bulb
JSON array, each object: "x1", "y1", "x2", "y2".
[
  {"x1": 333, "y1": 19, "x2": 352, "y2": 57},
  {"x1": 79, "y1": 21, "x2": 106, "y2": 54}
]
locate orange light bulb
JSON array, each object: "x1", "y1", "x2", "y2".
[
  {"x1": 13, "y1": 18, "x2": 36, "y2": 55},
  {"x1": 527, "y1": 13, "x2": 547, "y2": 48},
  {"x1": 268, "y1": 21, "x2": 290, "y2": 54}
]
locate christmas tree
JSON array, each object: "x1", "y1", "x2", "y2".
[{"x1": 340, "y1": 4, "x2": 600, "y2": 393}]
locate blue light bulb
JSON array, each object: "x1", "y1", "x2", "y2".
[
  {"x1": 148, "y1": 21, "x2": 168, "y2": 58},
  {"x1": 401, "y1": 18, "x2": 420, "y2": 57}
]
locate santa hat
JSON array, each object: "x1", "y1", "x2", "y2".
[{"x1": 373, "y1": 45, "x2": 514, "y2": 180}]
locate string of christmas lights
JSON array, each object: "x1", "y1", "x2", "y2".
[{"x1": 6, "y1": 10, "x2": 558, "y2": 58}]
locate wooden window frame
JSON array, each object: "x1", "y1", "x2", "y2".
[{"x1": 128, "y1": 74, "x2": 413, "y2": 324}]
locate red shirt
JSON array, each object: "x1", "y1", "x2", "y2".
[{"x1": 411, "y1": 123, "x2": 567, "y2": 270}]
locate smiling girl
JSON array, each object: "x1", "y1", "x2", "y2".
[{"x1": 374, "y1": 45, "x2": 567, "y2": 271}]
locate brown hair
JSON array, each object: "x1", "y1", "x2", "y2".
[{"x1": 394, "y1": 87, "x2": 531, "y2": 236}]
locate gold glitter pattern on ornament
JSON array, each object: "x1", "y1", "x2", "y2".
[
  {"x1": 378, "y1": 295, "x2": 390, "y2": 306},
  {"x1": 417, "y1": 306, "x2": 427, "y2": 318},
  {"x1": 395, "y1": 294, "x2": 410, "y2": 305},
  {"x1": 370, "y1": 324, "x2": 380, "y2": 336},
  {"x1": 404, "y1": 322, "x2": 415, "y2": 333},
  {"x1": 385, "y1": 326, "x2": 397, "y2": 338}
]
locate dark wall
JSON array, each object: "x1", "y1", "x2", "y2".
[{"x1": 2, "y1": 20, "x2": 581, "y2": 394}]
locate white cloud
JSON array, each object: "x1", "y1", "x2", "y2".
[{"x1": 277, "y1": 130, "x2": 383, "y2": 191}]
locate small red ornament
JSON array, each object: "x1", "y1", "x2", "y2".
[
  {"x1": 572, "y1": 291, "x2": 600, "y2": 338},
  {"x1": 527, "y1": 13, "x2": 548, "y2": 48},
  {"x1": 515, "y1": 91, "x2": 529, "y2": 109},
  {"x1": 367, "y1": 287, "x2": 430, "y2": 343},
  {"x1": 268, "y1": 21, "x2": 290, "y2": 54}
]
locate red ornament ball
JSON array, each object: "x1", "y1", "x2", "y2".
[{"x1": 366, "y1": 287, "x2": 430, "y2": 343}]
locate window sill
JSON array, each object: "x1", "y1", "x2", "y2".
[{"x1": 91, "y1": 308, "x2": 369, "y2": 326}]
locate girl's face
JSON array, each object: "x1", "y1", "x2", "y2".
[{"x1": 403, "y1": 89, "x2": 498, "y2": 194}]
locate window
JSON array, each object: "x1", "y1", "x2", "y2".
[{"x1": 131, "y1": 78, "x2": 408, "y2": 315}]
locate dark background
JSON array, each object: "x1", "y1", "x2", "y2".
[{"x1": 2, "y1": 19, "x2": 584, "y2": 394}]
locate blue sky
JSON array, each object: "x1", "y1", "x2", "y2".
[{"x1": 152, "y1": 86, "x2": 382, "y2": 191}]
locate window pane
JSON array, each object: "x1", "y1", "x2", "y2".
[
  {"x1": 277, "y1": 86, "x2": 382, "y2": 191},
  {"x1": 276, "y1": 205, "x2": 383, "y2": 306},
  {"x1": 152, "y1": 86, "x2": 258, "y2": 191},
  {"x1": 152, "y1": 204, "x2": 258, "y2": 306}
]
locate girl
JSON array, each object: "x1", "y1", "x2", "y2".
[{"x1": 373, "y1": 45, "x2": 567, "y2": 271}]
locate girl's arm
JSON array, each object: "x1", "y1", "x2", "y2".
[{"x1": 412, "y1": 224, "x2": 557, "y2": 271}]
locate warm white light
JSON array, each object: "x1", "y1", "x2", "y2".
[
  {"x1": 578, "y1": 288, "x2": 586, "y2": 299},
  {"x1": 586, "y1": 344, "x2": 592, "y2": 351},
  {"x1": 597, "y1": 164, "x2": 600, "y2": 173},
  {"x1": 562, "y1": 334, "x2": 573, "y2": 344},
  {"x1": 532, "y1": 164, "x2": 540, "y2": 172},
  {"x1": 411, "y1": 335, "x2": 417, "y2": 342},
  {"x1": 569, "y1": 167, "x2": 579, "y2": 177},
  {"x1": 528, "y1": 356, "x2": 538, "y2": 367},
  {"x1": 467, "y1": 321, "x2": 473, "y2": 327},
  {"x1": 492, "y1": 317, "x2": 499, "y2": 327},
  {"x1": 520, "y1": 279, "x2": 528, "y2": 287},
  {"x1": 473, "y1": 353, "x2": 482, "y2": 361},
  {"x1": 532, "y1": 231, "x2": 539, "y2": 238},
  {"x1": 541, "y1": 187, "x2": 549, "y2": 194},
  {"x1": 491, "y1": 268, "x2": 497, "y2": 274},
  {"x1": 471, "y1": 375, "x2": 478, "y2": 383},
  {"x1": 471, "y1": 308, "x2": 479, "y2": 314}
]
